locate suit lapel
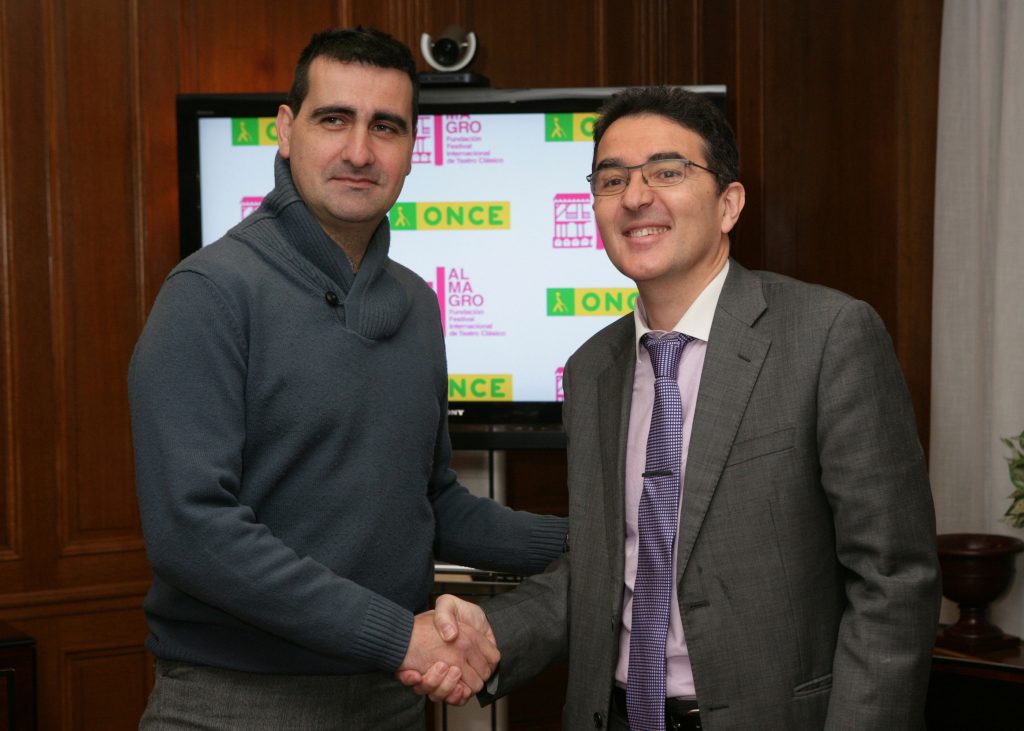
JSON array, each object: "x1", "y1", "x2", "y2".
[
  {"x1": 677, "y1": 261, "x2": 771, "y2": 579},
  {"x1": 597, "y1": 320, "x2": 636, "y2": 606}
]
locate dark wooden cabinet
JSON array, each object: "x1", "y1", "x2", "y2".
[
  {"x1": 0, "y1": 622, "x2": 36, "y2": 731},
  {"x1": 927, "y1": 646, "x2": 1024, "y2": 730}
]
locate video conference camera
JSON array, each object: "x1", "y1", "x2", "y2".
[
  {"x1": 421, "y1": 26, "x2": 477, "y2": 72},
  {"x1": 419, "y1": 26, "x2": 489, "y2": 87}
]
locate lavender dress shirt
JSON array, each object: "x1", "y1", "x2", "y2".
[{"x1": 615, "y1": 261, "x2": 729, "y2": 699}]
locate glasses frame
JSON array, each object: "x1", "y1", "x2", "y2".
[{"x1": 586, "y1": 157, "x2": 720, "y2": 197}]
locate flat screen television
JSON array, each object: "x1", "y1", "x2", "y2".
[{"x1": 176, "y1": 84, "x2": 726, "y2": 430}]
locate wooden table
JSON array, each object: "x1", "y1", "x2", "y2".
[{"x1": 927, "y1": 643, "x2": 1024, "y2": 730}]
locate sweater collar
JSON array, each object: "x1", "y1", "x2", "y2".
[{"x1": 263, "y1": 155, "x2": 412, "y2": 340}]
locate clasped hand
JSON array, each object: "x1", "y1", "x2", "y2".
[{"x1": 396, "y1": 594, "x2": 495, "y2": 706}]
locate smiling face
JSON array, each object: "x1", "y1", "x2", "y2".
[
  {"x1": 276, "y1": 58, "x2": 414, "y2": 263},
  {"x1": 593, "y1": 114, "x2": 743, "y2": 309}
]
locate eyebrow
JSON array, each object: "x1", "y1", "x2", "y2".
[
  {"x1": 594, "y1": 151, "x2": 690, "y2": 170},
  {"x1": 309, "y1": 105, "x2": 410, "y2": 134}
]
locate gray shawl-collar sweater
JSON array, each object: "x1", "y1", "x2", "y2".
[{"x1": 129, "y1": 156, "x2": 566, "y2": 674}]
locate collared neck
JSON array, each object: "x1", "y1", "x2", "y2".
[{"x1": 632, "y1": 259, "x2": 729, "y2": 360}]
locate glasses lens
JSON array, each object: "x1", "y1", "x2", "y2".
[
  {"x1": 590, "y1": 159, "x2": 692, "y2": 196},
  {"x1": 591, "y1": 168, "x2": 628, "y2": 196},
  {"x1": 644, "y1": 159, "x2": 689, "y2": 187}
]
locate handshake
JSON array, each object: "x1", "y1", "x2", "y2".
[{"x1": 396, "y1": 594, "x2": 496, "y2": 706}]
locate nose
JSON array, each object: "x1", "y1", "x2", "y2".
[
  {"x1": 342, "y1": 127, "x2": 374, "y2": 168},
  {"x1": 619, "y1": 169, "x2": 654, "y2": 210}
]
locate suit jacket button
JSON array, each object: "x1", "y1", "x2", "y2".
[
  {"x1": 324, "y1": 291, "x2": 339, "y2": 307},
  {"x1": 593, "y1": 711, "x2": 604, "y2": 728}
]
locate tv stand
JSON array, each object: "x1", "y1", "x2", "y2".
[{"x1": 449, "y1": 424, "x2": 566, "y2": 451}]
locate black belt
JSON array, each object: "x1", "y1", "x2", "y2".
[{"x1": 611, "y1": 687, "x2": 702, "y2": 730}]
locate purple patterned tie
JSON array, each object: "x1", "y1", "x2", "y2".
[{"x1": 628, "y1": 332, "x2": 693, "y2": 731}]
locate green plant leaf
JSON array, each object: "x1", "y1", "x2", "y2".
[
  {"x1": 1004, "y1": 497, "x2": 1024, "y2": 529},
  {"x1": 1011, "y1": 466, "x2": 1024, "y2": 492},
  {"x1": 1001, "y1": 432, "x2": 1024, "y2": 527}
]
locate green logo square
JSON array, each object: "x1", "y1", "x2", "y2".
[
  {"x1": 390, "y1": 203, "x2": 417, "y2": 230},
  {"x1": 545, "y1": 114, "x2": 573, "y2": 142},
  {"x1": 232, "y1": 118, "x2": 260, "y2": 145},
  {"x1": 547, "y1": 288, "x2": 575, "y2": 316}
]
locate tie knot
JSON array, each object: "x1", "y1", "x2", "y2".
[{"x1": 641, "y1": 332, "x2": 693, "y2": 380}]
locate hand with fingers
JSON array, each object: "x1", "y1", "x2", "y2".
[{"x1": 396, "y1": 594, "x2": 497, "y2": 705}]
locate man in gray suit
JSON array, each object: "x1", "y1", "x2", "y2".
[{"x1": 404, "y1": 86, "x2": 941, "y2": 729}]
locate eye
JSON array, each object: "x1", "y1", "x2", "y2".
[
  {"x1": 320, "y1": 114, "x2": 348, "y2": 127},
  {"x1": 371, "y1": 122, "x2": 400, "y2": 136},
  {"x1": 596, "y1": 169, "x2": 627, "y2": 191},
  {"x1": 649, "y1": 161, "x2": 686, "y2": 182}
]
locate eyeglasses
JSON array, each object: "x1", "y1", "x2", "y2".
[{"x1": 587, "y1": 157, "x2": 720, "y2": 196}]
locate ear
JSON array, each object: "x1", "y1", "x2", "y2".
[
  {"x1": 719, "y1": 181, "x2": 745, "y2": 235},
  {"x1": 276, "y1": 105, "x2": 294, "y2": 158}
]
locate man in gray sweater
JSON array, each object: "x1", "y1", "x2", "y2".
[{"x1": 129, "y1": 27, "x2": 566, "y2": 730}]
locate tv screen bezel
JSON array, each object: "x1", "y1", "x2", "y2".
[{"x1": 175, "y1": 85, "x2": 727, "y2": 428}]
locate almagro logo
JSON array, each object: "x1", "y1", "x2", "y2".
[
  {"x1": 449, "y1": 374, "x2": 513, "y2": 401},
  {"x1": 390, "y1": 202, "x2": 510, "y2": 230},
  {"x1": 545, "y1": 113, "x2": 598, "y2": 142},
  {"x1": 231, "y1": 118, "x2": 278, "y2": 145},
  {"x1": 547, "y1": 288, "x2": 638, "y2": 316}
]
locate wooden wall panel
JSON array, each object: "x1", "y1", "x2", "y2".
[
  {"x1": 53, "y1": 0, "x2": 141, "y2": 555},
  {"x1": 182, "y1": 1, "x2": 336, "y2": 93},
  {"x1": 759, "y1": 0, "x2": 939, "y2": 439},
  {"x1": 0, "y1": 0, "x2": 10, "y2": 557},
  {"x1": 345, "y1": 0, "x2": 468, "y2": 55},
  {"x1": 729, "y1": 0, "x2": 767, "y2": 270},
  {"x1": 893, "y1": 0, "x2": 939, "y2": 445},
  {"x1": 597, "y1": 0, "x2": 670, "y2": 87},
  {"x1": 763, "y1": 1, "x2": 902, "y2": 303},
  {"x1": 137, "y1": 1, "x2": 188, "y2": 311},
  {"x1": 342, "y1": 0, "x2": 472, "y2": 81},
  {"x1": 1, "y1": 0, "x2": 57, "y2": 593},
  {"x1": 661, "y1": 0, "x2": 701, "y2": 85},
  {"x1": 5, "y1": 599, "x2": 150, "y2": 731},
  {"x1": 460, "y1": 1, "x2": 603, "y2": 88},
  {"x1": 66, "y1": 646, "x2": 150, "y2": 730}
]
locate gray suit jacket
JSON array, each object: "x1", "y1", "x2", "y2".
[{"x1": 484, "y1": 260, "x2": 940, "y2": 730}]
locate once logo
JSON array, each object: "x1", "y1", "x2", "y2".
[
  {"x1": 389, "y1": 202, "x2": 510, "y2": 230},
  {"x1": 449, "y1": 374, "x2": 513, "y2": 401},
  {"x1": 547, "y1": 288, "x2": 638, "y2": 316},
  {"x1": 545, "y1": 113, "x2": 598, "y2": 142},
  {"x1": 232, "y1": 118, "x2": 278, "y2": 146}
]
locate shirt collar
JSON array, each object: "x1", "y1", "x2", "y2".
[{"x1": 632, "y1": 259, "x2": 729, "y2": 360}]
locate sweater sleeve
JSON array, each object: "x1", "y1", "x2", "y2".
[
  {"x1": 129, "y1": 270, "x2": 413, "y2": 671},
  {"x1": 427, "y1": 403, "x2": 568, "y2": 574}
]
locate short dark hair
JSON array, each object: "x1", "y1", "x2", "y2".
[
  {"x1": 287, "y1": 27, "x2": 419, "y2": 123},
  {"x1": 592, "y1": 86, "x2": 738, "y2": 192}
]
